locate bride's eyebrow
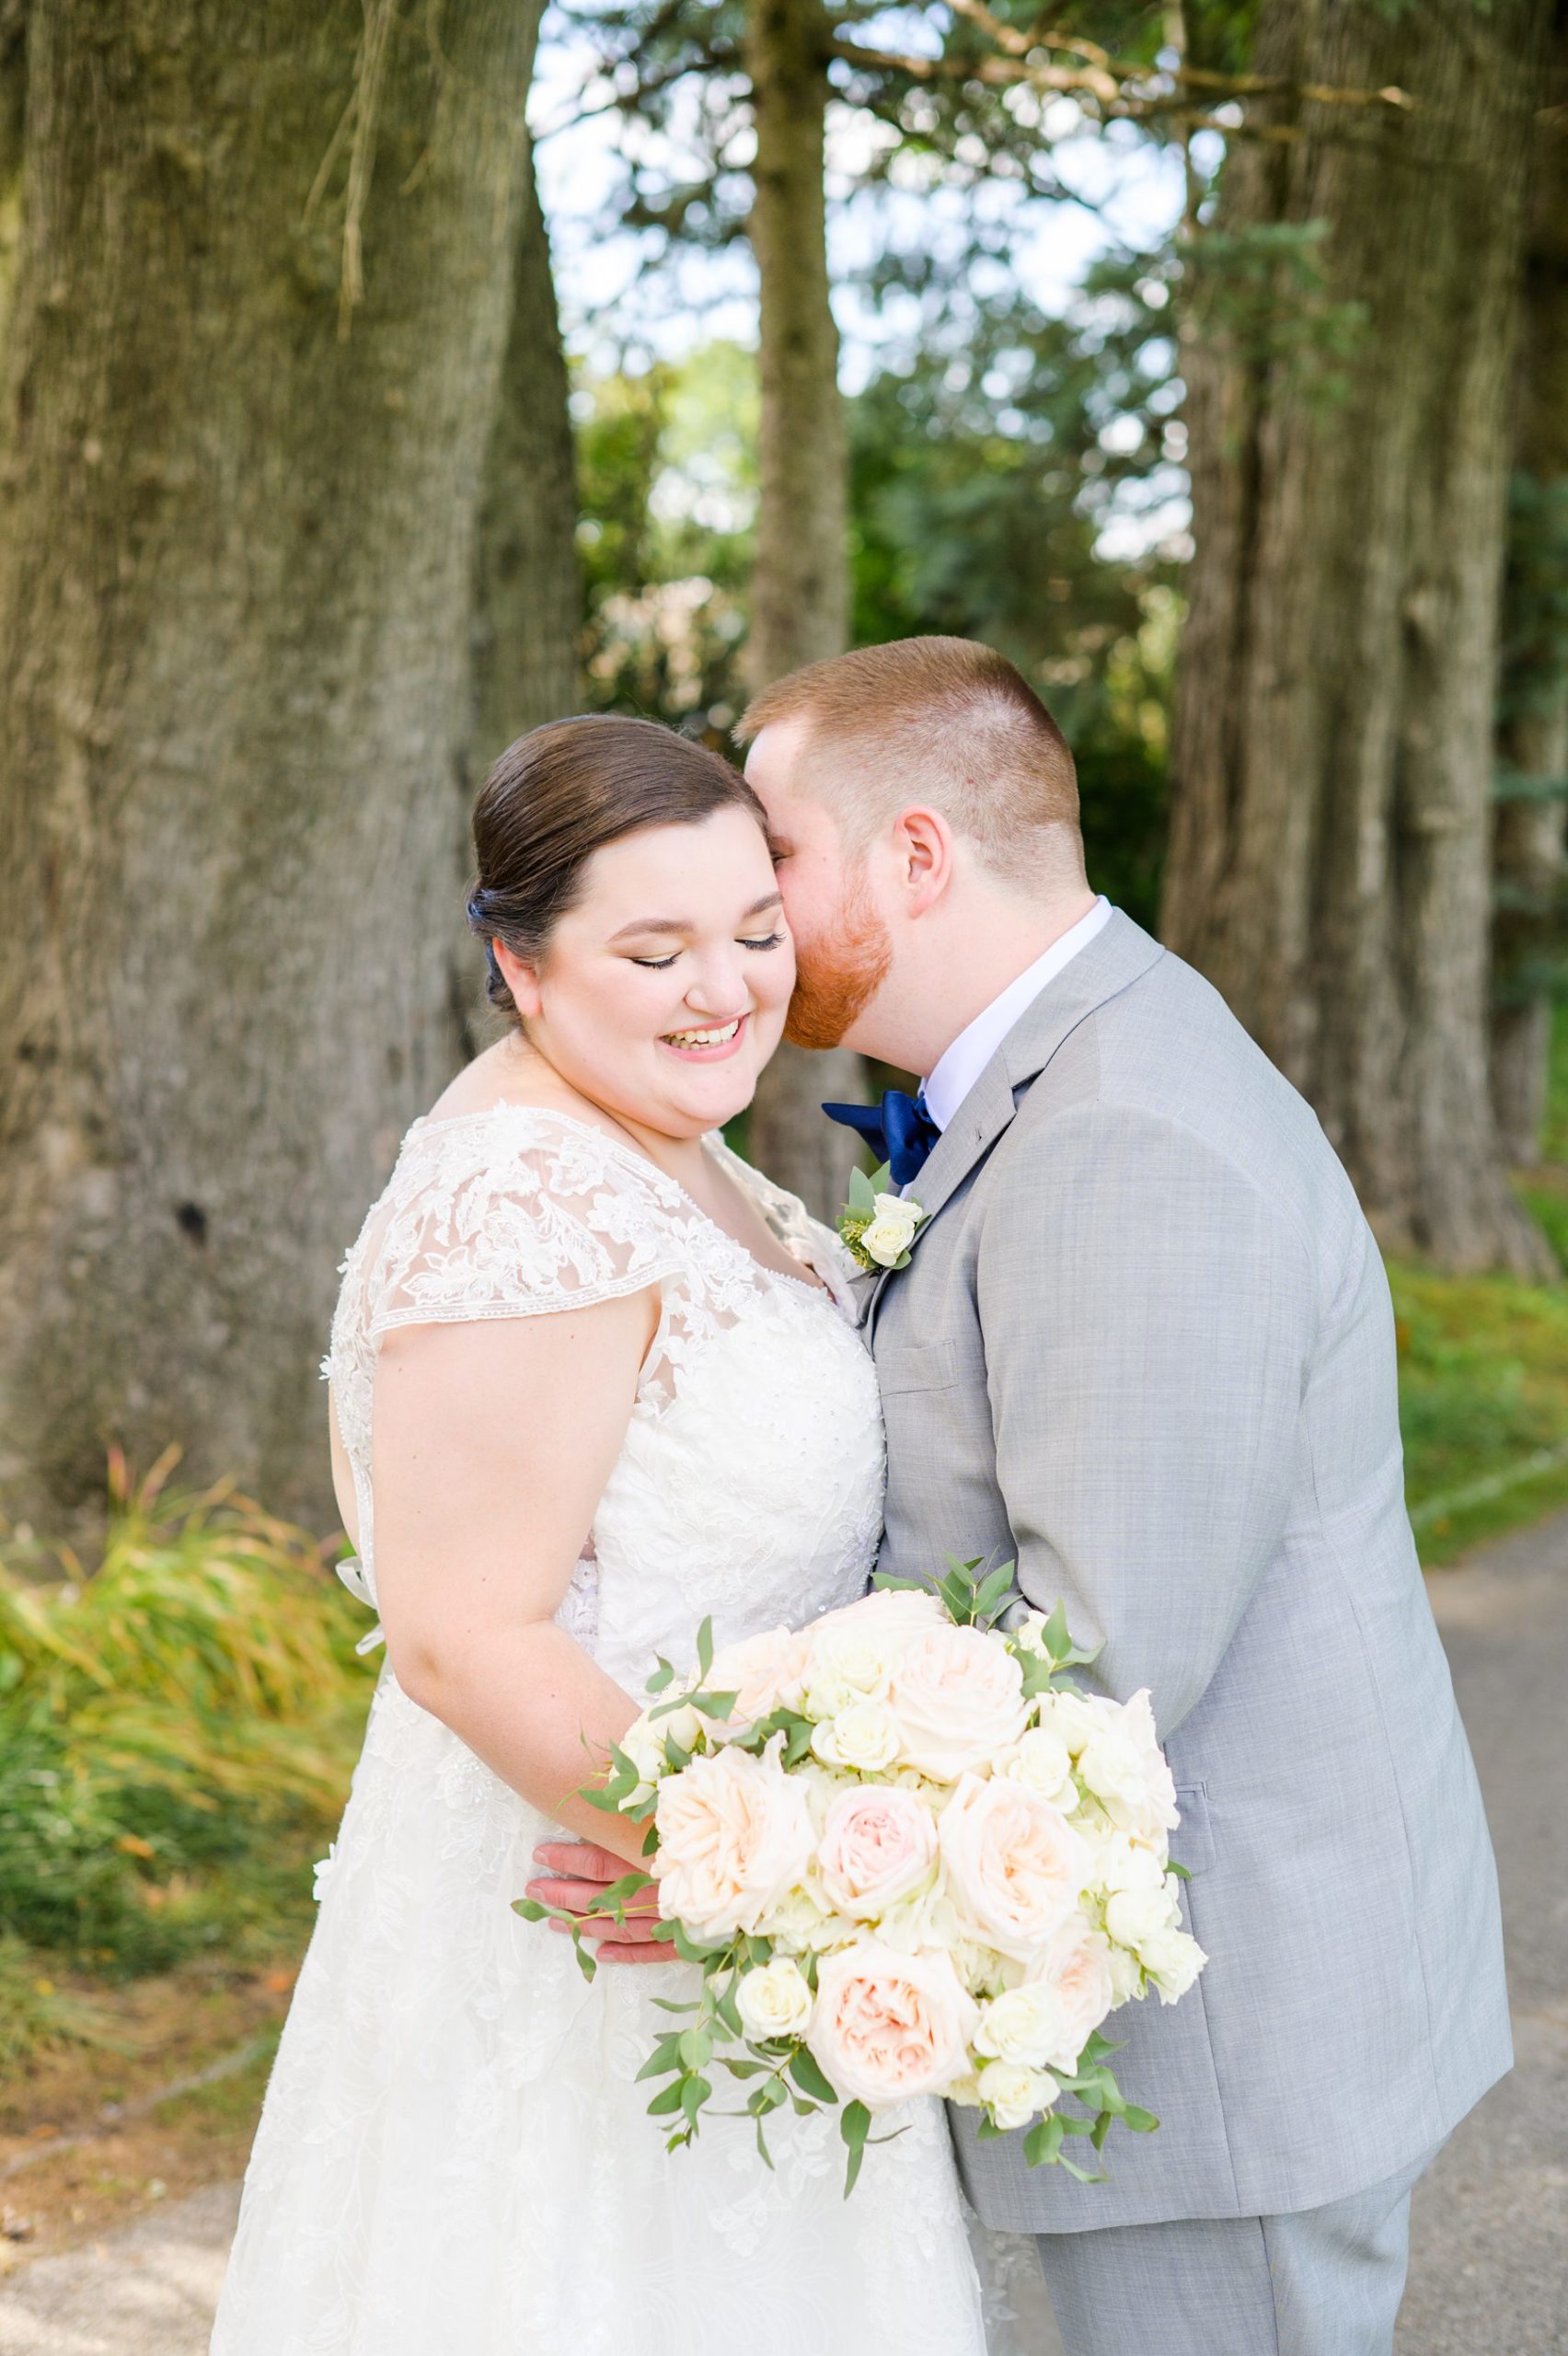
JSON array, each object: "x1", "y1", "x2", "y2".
[{"x1": 607, "y1": 891, "x2": 783, "y2": 945}]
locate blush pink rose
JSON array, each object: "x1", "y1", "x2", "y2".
[
  {"x1": 1027, "y1": 1923, "x2": 1118, "y2": 2071},
  {"x1": 813, "y1": 1588, "x2": 950, "y2": 1637},
  {"x1": 653, "y1": 1744, "x2": 814, "y2": 1940},
  {"x1": 889, "y1": 1624, "x2": 1029, "y2": 1782},
  {"x1": 807, "y1": 1941, "x2": 979, "y2": 2109},
  {"x1": 816, "y1": 1785, "x2": 940, "y2": 1921},
  {"x1": 705, "y1": 1626, "x2": 811, "y2": 1738},
  {"x1": 938, "y1": 1773, "x2": 1090, "y2": 1958}
]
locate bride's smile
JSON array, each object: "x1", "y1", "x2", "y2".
[{"x1": 489, "y1": 803, "x2": 795, "y2": 1143}]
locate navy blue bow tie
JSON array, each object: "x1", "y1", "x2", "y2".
[{"x1": 823, "y1": 1089, "x2": 942, "y2": 1189}]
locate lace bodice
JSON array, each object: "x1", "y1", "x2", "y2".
[{"x1": 323, "y1": 1103, "x2": 885, "y2": 1688}]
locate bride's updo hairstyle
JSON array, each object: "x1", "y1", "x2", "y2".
[{"x1": 467, "y1": 715, "x2": 769, "y2": 1022}]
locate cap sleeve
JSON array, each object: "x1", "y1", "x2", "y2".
[{"x1": 363, "y1": 1112, "x2": 686, "y2": 1343}]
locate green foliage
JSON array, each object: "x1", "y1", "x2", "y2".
[
  {"x1": 1182, "y1": 219, "x2": 1369, "y2": 405},
  {"x1": 0, "y1": 1459, "x2": 375, "y2": 1975},
  {"x1": 1392, "y1": 1233, "x2": 1568, "y2": 1564},
  {"x1": 574, "y1": 349, "x2": 755, "y2": 729},
  {"x1": 1498, "y1": 473, "x2": 1568, "y2": 733},
  {"x1": 0, "y1": 1932, "x2": 121, "y2": 2072},
  {"x1": 847, "y1": 255, "x2": 1182, "y2": 925}
]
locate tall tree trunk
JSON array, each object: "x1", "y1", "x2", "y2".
[
  {"x1": 1492, "y1": 21, "x2": 1568, "y2": 1169},
  {"x1": 1163, "y1": 0, "x2": 1556, "y2": 1276},
  {"x1": 0, "y1": 0, "x2": 23, "y2": 334},
  {"x1": 472, "y1": 130, "x2": 581, "y2": 778},
  {"x1": 0, "y1": 0, "x2": 550, "y2": 1530},
  {"x1": 744, "y1": 0, "x2": 864, "y2": 1221}
]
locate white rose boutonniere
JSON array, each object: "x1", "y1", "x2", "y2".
[{"x1": 837, "y1": 1160, "x2": 929, "y2": 1274}]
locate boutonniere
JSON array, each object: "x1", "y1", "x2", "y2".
[{"x1": 836, "y1": 1161, "x2": 929, "y2": 1275}]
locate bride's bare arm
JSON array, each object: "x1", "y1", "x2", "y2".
[{"x1": 370, "y1": 1294, "x2": 658, "y2": 1870}]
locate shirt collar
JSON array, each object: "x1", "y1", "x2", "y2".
[{"x1": 922, "y1": 897, "x2": 1113, "y2": 1134}]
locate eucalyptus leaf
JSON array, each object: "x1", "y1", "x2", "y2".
[{"x1": 788, "y1": 2049, "x2": 839, "y2": 2105}]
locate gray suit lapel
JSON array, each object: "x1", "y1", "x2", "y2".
[{"x1": 861, "y1": 912, "x2": 1165, "y2": 1338}]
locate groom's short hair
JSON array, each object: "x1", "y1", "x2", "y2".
[{"x1": 736, "y1": 636, "x2": 1081, "y2": 889}]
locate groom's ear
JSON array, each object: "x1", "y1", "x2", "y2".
[{"x1": 892, "y1": 805, "x2": 956, "y2": 916}]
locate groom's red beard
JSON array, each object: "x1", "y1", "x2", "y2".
[{"x1": 785, "y1": 878, "x2": 894, "y2": 1051}]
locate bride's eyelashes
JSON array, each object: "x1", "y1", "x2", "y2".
[{"x1": 628, "y1": 932, "x2": 787, "y2": 973}]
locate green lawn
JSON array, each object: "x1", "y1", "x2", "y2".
[{"x1": 1398, "y1": 1006, "x2": 1568, "y2": 1565}]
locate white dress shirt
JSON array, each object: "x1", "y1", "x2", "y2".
[{"x1": 921, "y1": 897, "x2": 1113, "y2": 1134}]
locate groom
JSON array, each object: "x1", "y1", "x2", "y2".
[{"x1": 531, "y1": 636, "x2": 1510, "y2": 2354}]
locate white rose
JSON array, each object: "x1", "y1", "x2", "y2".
[
  {"x1": 804, "y1": 1623, "x2": 900, "y2": 1717},
  {"x1": 1033, "y1": 1687, "x2": 1117, "y2": 1759},
  {"x1": 976, "y1": 2060, "x2": 1055, "y2": 2132},
  {"x1": 653, "y1": 1743, "x2": 816, "y2": 1941},
  {"x1": 653, "y1": 1701, "x2": 705, "y2": 1758},
  {"x1": 995, "y1": 1727, "x2": 1077, "y2": 1810},
  {"x1": 860, "y1": 1194, "x2": 921, "y2": 1268},
  {"x1": 1009, "y1": 1607, "x2": 1052, "y2": 1657},
  {"x1": 938, "y1": 1773, "x2": 1090, "y2": 1958},
  {"x1": 1090, "y1": 1830, "x2": 1169, "y2": 1896},
  {"x1": 974, "y1": 1982, "x2": 1068, "y2": 2070},
  {"x1": 890, "y1": 1625, "x2": 1029, "y2": 1782},
  {"x1": 812, "y1": 1699, "x2": 905, "y2": 1774},
  {"x1": 1026, "y1": 1924, "x2": 1117, "y2": 2071},
  {"x1": 1104, "y1": 1883, "x2": 1182, "y2": 1960},
  {"x1": 1141, "y1": 1926, "x2": 1207, "y2": 2004},
  {"x1": 1076, "y1": 1691, "x2": 1180, "y2": 1839},
  {"x1": 1118, "y1": 1690, "x2": 1180, "y2": 1825},
  {"x1": 1105, "y1": 1940, "x2": 1144, "y2": 2005},
  {"x1": 736, "y1": 1956, "x2": 814, "y2": 2041},
  {"x1": 619, "y1": 1715, "x2": 672, "y2": 1803}
]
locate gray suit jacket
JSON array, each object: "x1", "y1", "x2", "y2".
[{"x1": 870, "y1": 912, "x2": 1511, "y2": 2231}]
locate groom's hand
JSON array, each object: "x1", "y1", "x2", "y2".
[{"x1": 526, "y1": 1841, "x2": 677, "y2": 1966}]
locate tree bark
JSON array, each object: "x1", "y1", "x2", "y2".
[
  {"x1": 1492, "y1": 23, "x2": 1568, "y2": 1168},
  {"x1": 744, "y1": 0, "x2": 864, "y2": 1220},
  {"x1": 471, "y1": 129, "x2": 581, "y2": 777},
  {"x1": 0, "y1": 0, "x2": 549, "y2": 1528},
  {"x1": 1163, "y1": 0, "x2": 1556, "y2": 1276},
  {"x1": 0, "y1": 0, "x2": 24, "y2": 335}
]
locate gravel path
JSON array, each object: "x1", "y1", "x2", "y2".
[{"x1": 2, "y1": 1511, "x2": 1562, "y2": 2355}]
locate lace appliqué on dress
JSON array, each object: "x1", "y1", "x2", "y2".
[{"x1": 214, "y1": 1103, "x2": 991, "y2": 2356}]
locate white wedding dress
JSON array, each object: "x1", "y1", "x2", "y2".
[{"x1": 211, "y1": 1104, "x2": 1013, "y2": 2356}]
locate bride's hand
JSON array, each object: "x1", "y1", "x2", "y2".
[{"x1": 527, "y1": 1840, "x2": 678, "y2": 1966}]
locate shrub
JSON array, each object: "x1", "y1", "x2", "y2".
[{"x1": 0, "y1": 1454, "x2": 375, "y2": 1974}]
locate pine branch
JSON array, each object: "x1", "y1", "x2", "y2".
[{"x1": 828, "y1": 29, "x2": 1413, "y2": 128}]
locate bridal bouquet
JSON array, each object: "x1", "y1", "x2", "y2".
[{"x1": 517, "y1": 1563, "x2": 1205, "y2": 2194}]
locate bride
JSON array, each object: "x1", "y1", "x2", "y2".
[{"x1": 210, "y1": 714, "x2": 995, "y2": 2353}]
